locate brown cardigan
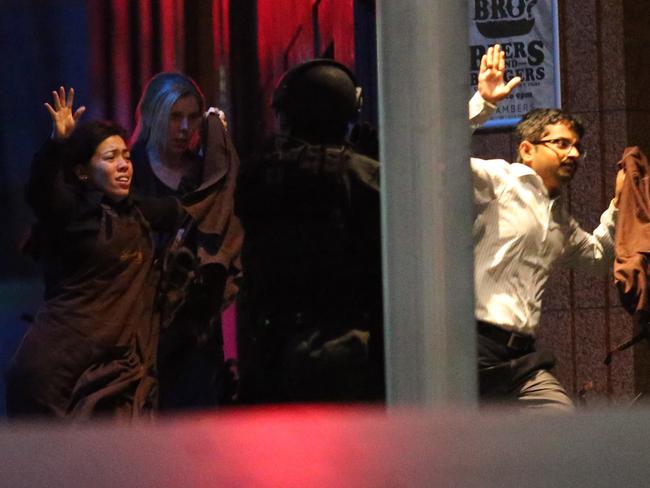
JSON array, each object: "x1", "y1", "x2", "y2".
[
  {"x1": 614, "y1": 146, "x2": 650, "y2": 321},
  {"x1": 181, "y1": 112, "x2": 244, "y2": 306}
]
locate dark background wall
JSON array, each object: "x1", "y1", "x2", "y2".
[{"x1": 0, "y1": 0, "x2": 92, "y2": 417}]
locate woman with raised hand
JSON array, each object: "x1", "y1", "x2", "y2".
[{"x1": 6, "y1": 87, "x2": 180, "y2": 420}]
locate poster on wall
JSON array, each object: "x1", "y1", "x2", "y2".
[{"x1": 469, "y1": 0, "x2": 561, "y2": 129}]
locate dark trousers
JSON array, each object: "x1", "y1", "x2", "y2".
[{"x1": 477, "y1": 321, "x2": 557, "y2": 400}]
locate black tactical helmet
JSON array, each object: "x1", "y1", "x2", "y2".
[{"x1": 272, "y1": 59, "x2": 362, "y2": 141}]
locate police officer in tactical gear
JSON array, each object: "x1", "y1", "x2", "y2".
[{"x1": 235, "y1": 59, "x2": 384, "y2": 403}]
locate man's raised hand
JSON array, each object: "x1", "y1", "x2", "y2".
[{"x1": 478, "y1": 44, "x2": 522, "y2": 105}]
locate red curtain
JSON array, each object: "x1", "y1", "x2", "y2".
[
  {"x1": 87, "y1": 0, "x2": 231, "y2": 133},
  {"x1": 255, "y1": 0, "x2": 357, "y2": 138}
]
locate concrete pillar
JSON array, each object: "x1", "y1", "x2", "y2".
[{"x1": 376, "y1": 1, "x2": 477, "y2": 406}]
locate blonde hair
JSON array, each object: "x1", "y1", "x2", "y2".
[{"x1": 131, "y1": 72, "x2": 205, "y2": 156}]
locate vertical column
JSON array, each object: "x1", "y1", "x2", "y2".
[{"x1": 376, "y1": 1, "x2": 477, "y2": 406}]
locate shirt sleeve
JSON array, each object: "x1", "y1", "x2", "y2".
[
  {"x1": 468, "y1": 94, "x2": 500, "y2": 207},
  {"x1": 560, "y1": 200, "x2": 618, "y2": 269},
  {"x1": 469, "y1": 92, "x2": 496, "y2": 128},
  {"x1": 470, "y1": 158, "x2": 506, "y2": 206}
]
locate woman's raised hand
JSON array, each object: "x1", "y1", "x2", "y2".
[{"x1": 44, "y1": 86, "x2": 86, "y2": 140}]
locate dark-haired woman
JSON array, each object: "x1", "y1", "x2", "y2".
[{"x1": 6, "y1": 87, "x2": 180, "y2": 420}]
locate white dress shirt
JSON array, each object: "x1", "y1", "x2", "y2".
[{"x1": 467, "y1": 93, "x2": 617, "y2": 335}]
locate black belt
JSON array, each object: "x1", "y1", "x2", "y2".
[{"x1": 477, "y1": 321, "x2": 535, "y2": 353}]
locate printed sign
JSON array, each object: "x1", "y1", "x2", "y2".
[{"x1": 469, "y1": 0, "x2": 560, "y2": 128}]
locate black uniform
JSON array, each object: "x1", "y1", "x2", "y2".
[{"x1": 236, "y1": 138, "x2": 384, "y2": 402}]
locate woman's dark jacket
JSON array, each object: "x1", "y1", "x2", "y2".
[{"x1": 6, "y1": 139, "x2": 180, "y2": 419}]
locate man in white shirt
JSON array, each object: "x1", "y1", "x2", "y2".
[{"x1": 469, "y1": 46, "x2": 624, "y2": 411}]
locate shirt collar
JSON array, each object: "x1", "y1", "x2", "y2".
[{"x1": 510, "y1": 162, "x2": 553, "y2": 199}]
